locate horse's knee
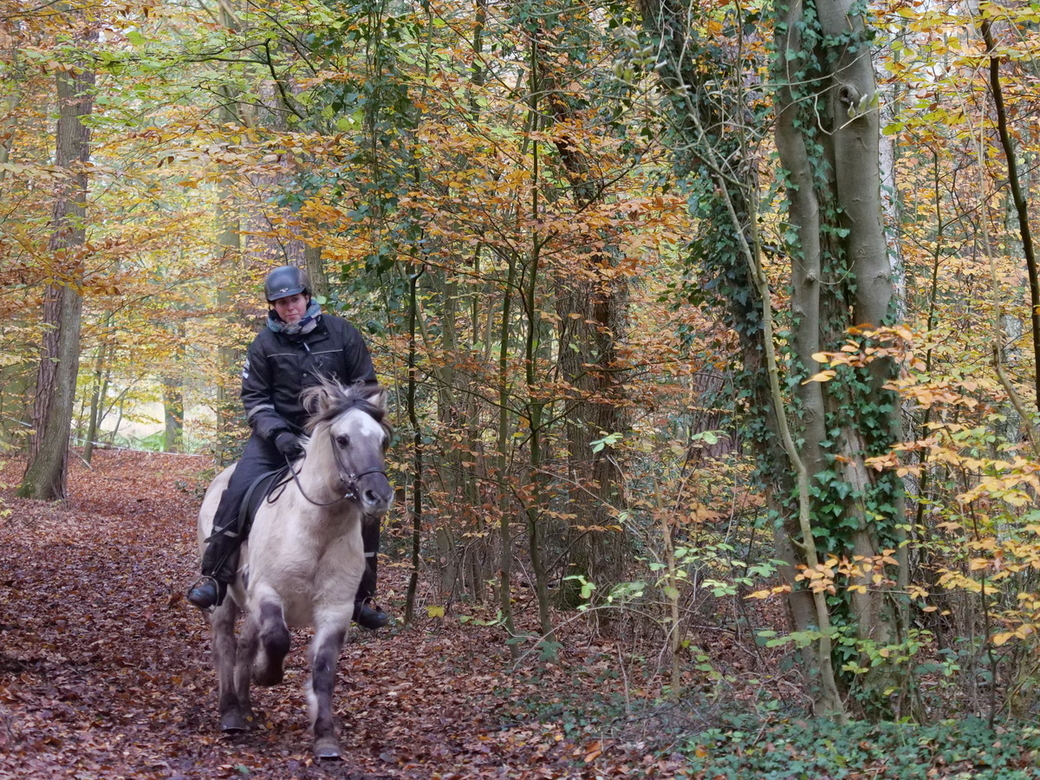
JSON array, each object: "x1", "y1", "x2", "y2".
[
  {"x1": 260, "y1": 601, "x2": 290, "y2": 660},
  {"x1": 253, "y1": 601, "x2": 290, "y2": 686},
  {"x1": 310, "y1": 628, "x2": 346, "y2": 697}
]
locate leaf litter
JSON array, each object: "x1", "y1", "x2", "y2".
[{"x1": 0, "y1": 450, "x2": 685, "y2": 780}]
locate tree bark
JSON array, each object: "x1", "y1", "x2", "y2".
[
  {"x1": 776, "y1": 0, "x2": 905, "y2": 715},
  {"x1": 82, "y1": 340, "x2": 108, "y2": 464},
  {"x1": 19, "y1": 53, "x2": 94, "y2": 500},
  {"x1": 537, "y1": 23, "x2": 630, "y2": 613}
]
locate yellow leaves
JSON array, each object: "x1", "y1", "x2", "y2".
[
  {"x1": 937, "y1": 569, "x2": 983, "y2": 594},
  {"x1": 746, "y1": 584, "x2": 792, "y2": 600},
  {"x1": 803, "y1": 369, "x2": 836, "y2": 384}
]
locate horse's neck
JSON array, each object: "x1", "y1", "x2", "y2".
[{"x1": 295, "y1": 461, "x2": 340, "y2": 506}]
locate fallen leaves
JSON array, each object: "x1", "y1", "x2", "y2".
[{"x1": 0, "y1": 449, "x2": 676, "y2": 779}]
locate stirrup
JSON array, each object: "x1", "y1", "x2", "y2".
[{"x1": 187, "y1": 576, "x2": 220, "y2": 611}]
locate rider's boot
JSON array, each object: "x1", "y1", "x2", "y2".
[
  {"x1": 187, "y1": 529, "x2": 239, "y2": 610},
  {"x1": 353, "y1": 598, "x2": 389, "y2": 630},
  {"x1": 187, "y1": 576, "x2": 221, "y2": 610},
  {"x1": 352, "y1": 548, "x2": 389, "y2": 629}
]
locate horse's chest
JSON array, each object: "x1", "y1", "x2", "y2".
[{"x1": 250, "y1": 528, "x2": 363, "y2": 613}]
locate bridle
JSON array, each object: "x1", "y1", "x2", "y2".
[{"x1": 282, "y1": 427, "x2": 388, "y2": 508}]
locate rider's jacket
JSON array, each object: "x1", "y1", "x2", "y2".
[{"x1": 240, "y1": 314, "x2": 377, "y2": 444}]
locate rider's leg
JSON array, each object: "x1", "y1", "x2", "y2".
[
  {"x1": 188, "y1": 437, "x2": 281, "y2": 609},
  {"x1": 352, "y1": 519, "x2": 389, "y2": 629}
]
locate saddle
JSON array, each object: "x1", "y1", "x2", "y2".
[{"x1": 237, "y1": 466, "x2": 291, "y2": 538}]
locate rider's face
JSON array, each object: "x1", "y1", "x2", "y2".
[{"x1": 272, "y1": 293, "x2": 308, "y2": 324}]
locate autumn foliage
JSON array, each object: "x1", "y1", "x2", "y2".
[{"x1": 4, "y1": 0, "x2": 1040, "y2": 771}]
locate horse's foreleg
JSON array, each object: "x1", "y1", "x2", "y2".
[
  {"x1": 231, "y1": 610, "x2": 258, "y2": 727},
  {"x1": 211, "y1": 600, "x2": 253, "y2": 732},
  {"x1": 307, "y1": 621, "x2": 348, "y2": 760},
  {"x1": 253, "y1": 599, "x2": 290, "y2": 687}
]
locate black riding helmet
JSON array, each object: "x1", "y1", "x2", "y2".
[{"x1": 264, "y1": 265, "x2": 310, "y2": 302}]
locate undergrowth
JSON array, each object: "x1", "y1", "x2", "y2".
[
  {"x1": 676, "y1": 714, "x2": 1040, "y2": 779},
  {"x1": 501, "y1": 678, "x2": 1040, "y2": 779}
]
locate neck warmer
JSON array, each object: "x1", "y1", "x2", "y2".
[{"x1": 268, "y1": 299, "x2": 322, "y2": 336}]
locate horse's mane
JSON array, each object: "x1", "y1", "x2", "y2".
[{"x1": 300, "y1": 378, "x2": 390, "y2": 436}]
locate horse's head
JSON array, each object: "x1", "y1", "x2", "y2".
[{"x1": 301, "y1": 380, "x2": 394, "y2": 517}]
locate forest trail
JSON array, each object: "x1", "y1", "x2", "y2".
[{"x1": 0, "y1": 450, "x2": 677, "y2": 780}]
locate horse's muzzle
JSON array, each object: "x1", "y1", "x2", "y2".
[{"x1": 353, "y1": 471, "x2": 392, "y2": 516}]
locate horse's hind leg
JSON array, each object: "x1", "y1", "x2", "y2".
[
  {"x1": 210, "y1": 599, "x2": 253, "y2": 732},
  {"x1": 252, "y1": 598, "x2": 290, "y2": 687},
  {"x1": 307, "y1": 619, "x2": 349, "y2": 760}
]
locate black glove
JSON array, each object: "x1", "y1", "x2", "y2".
[{"x1": 274, "y1": 430, "x2": 304, "y2": 460}]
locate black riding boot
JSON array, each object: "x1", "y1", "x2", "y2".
[
  {"x1": 187, "y1": 527, "x2": 241, "y2": 609},
  {"x1": 187, "y1": 439, "x2": 282, "y2": 611},
  {"x1": 353, "y1": 522, "x2": 389, "y2": 629}
]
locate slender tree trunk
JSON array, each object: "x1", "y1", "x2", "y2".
[
  {"x1": 979, "y1": 16, "x2": 1040, "y2": 413},
  {"x1": 497, "y1": 252, "x2": 519, "y2": 658},
  {"x1": 215, "y1": 194, "x2": 243, "y2": 465},
  {"x1": 19, "y1": 48, "x2": 94, "y2": 500},
  {"x1": 304, "y1": 244, "x2": 328, "y2": 302},
  {"x1": 163, "y1": 375, "x2": 184, "y2": 453},
  {"x1": 82, "y1": 340, "x2": 108, "y2": 464},
  {"x1": 404, "y1": 266, "x2": 424, "y2": 624},
  {"x1": 524, "y1": 33, "x2": 553, "y2": 646}
]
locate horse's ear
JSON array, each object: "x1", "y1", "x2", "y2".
[{"x1": 360, "y1": 384, "x2": 387, "y2": 412}]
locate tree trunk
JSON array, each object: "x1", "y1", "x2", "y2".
[
  {"x1": 163, "y1": 375, "x2": 184, "y2": 453},
  {"x1": 19, "y1": 49, "x2": 94, "y2": 500},
  {"x1": 776, "y1": 0, "x2": 904, "y2": 716},
  {"x1": 82, "y1": 340, "x2": 108, "y2": 464},
  {"x1": 537, "y1": 23, "x2": 631, "y2": 614}
]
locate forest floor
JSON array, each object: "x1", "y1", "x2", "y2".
[
  {"x1": 0, "y1": 449, "x2": 704, "y2": 780},
  {"x1": 3, "y1": 450, "x2": 1039, "y2": 779}
]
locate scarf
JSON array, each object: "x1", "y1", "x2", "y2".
[{"x1": 267, "y1": 299, "x2": 322, "y2": 336}]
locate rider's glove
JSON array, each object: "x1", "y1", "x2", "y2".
[{"x1": 274, "y1": 430, "x2": 304, "y2": 460}]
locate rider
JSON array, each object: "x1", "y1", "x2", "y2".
[{"x1": 187, "y1": 265, "x2": 389, "y2": 630}]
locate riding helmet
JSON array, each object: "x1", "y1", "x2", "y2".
[{"x1": 264, "y1": 265, "x2": 310, "y2": 302}]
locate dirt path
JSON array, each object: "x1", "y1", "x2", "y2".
[{"x1": 0, "y1": 450, "x2": 673, "y2": 780}]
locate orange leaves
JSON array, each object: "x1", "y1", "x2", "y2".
[
  {"x1": 745, "y1": 584, "x2": 792, "y2": 600},
  {"x1": 789, "y1": 552, "x2": 900, "y2": 596}
]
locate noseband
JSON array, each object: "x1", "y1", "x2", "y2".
[{"x1": 341, "y1": 467, "x2": 388, "y2": 501}]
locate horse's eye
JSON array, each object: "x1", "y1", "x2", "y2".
[{"x1": 336, "y1": 434, "x2": 351, "y2": 448}]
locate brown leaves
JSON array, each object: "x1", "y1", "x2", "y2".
[{"x1": 0, "y1": 449, "x2": 678, "y2": 779}]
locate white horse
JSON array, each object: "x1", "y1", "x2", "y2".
[{"x1": 197, "y1": 380, "x2": 393, "y2": 760}]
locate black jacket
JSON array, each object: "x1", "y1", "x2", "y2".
[{"x1": 240, "y1": 314, "x2": 377, "y2": 444}]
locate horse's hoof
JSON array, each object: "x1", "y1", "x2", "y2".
[
  {"x1": 220, "y1": 710, "x2": 253, "y2": 733},
  {"x1": 253, "y1": 667, "x2": 284, "y2": 687},
  {"x1": 313, "y1": 736, "x2": 342, "y2": 760}
]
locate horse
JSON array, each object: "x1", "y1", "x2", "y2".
[{"x1": 196, "y1": 379, "x2": 393, "y2": 760}]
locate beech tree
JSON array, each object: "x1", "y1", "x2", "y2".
[{"x1": 19, "y1": 19, "x2": 95, "y2": 500}]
